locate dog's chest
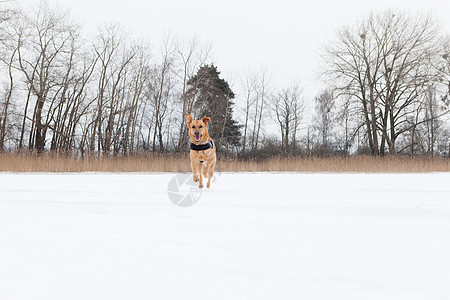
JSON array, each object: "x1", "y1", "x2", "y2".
[
  {"x1": 192, "y1": 148, "x2": 213, "y2": 162},
  {"x1": 196, "y1": 151, "x2": 208, "y2": 161}
]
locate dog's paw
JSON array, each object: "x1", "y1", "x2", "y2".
[
  {"x1": 199, "y1": 183, "x2": 203, "y2": 188},
  {"x1": 193, "y1": 176, "x2": 199, "y2": 182},
  {"x1": 206, "y1": 182, "x2": 210, "y2": 188}
]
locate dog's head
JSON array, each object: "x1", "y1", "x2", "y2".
[{"x1": 184, "y1": 113, "x2": 211, "y2": 144}]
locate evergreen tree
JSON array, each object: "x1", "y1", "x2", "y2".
[{"x1": 184, "y1": 64, "x2": 241, "y2": 150}]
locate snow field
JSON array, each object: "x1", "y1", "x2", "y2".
[{"x1": 0, "y1": 173, "x2": 449, "y2": 299}]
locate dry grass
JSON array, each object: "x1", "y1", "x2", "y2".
[
  {"x1": 218, "y1": 156, "x2": 449, "y2": 173},
  {"x1": 0, "y1": 153, "x2": 190, "y2": 173},
  {"x1": 0, "y1": 153, "x2": 448, "y2": 173}
]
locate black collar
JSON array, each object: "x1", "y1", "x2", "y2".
[{"x1": 190, "y1": 140, "x2": 214, "y2": 151}]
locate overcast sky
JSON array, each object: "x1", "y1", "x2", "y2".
[{"x1": 19, "y1": 0, "x2": 450, "y2": 105}]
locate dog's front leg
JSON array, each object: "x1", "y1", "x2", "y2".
[
  {"x1": 191, "y1": 159, "x2": 198, "y2": 182},
  {"x1": 197, "y1": 162, "x2": 204, "y2": 188}
]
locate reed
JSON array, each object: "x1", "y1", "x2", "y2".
[{"x1": 0, "y1": 153, "x2": 448, "y2": 173}]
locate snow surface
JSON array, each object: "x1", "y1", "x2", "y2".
[{"x1": 0, "y1": 172, "x2": 449, "y2": 300}]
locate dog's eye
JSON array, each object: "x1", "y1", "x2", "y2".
[
  {"x1": 199, "y1": 125, "x2": 203, "y2": 128},
  {"x1": 192, "y1": 126, "x2": 195, "y2": 129}
]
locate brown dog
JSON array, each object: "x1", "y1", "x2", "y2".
[{"x1": 184, "y1": 113, "x2": 216, "y2": 188}]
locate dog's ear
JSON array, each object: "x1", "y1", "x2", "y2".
[
  {"x1": 201, "y1": 117, "x2": 211, "y2": 126},
  {"x1": 184, "y1": 113, "x2": 193, "y2": 126}
]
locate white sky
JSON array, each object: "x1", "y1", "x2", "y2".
[{"x1": 18, "y1": 0, "x2": 450, "y2": 130}]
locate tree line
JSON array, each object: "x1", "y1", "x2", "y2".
[
  {"x1": 321, "y1": 12, "x2": 449, "y2": 157},
  {"x1": 0, "y1": 2, "x2": 448, "y2": 157}
]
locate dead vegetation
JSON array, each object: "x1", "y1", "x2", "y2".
[{"x1": 0, "y1": 153, "x2": 448, "y2": 173}]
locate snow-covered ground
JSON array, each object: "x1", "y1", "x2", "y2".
[{"x1": 0, "y1": 173, "x2": 449, "y2": 300}]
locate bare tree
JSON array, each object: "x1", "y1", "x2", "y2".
[
  {"x1": 251, "y1": 68, "x2": 269, "y2": 152},
  {"x1": 121, "y1": 44, "x2": 151, "y2": 155},
  {"x1": 149, "y1": 34, "x2": 176, "y2": 152},
  {"x1": 272, "y1": 83, "x2": 304, "y2": 155},
  {"x1": 238, "y1": 68, "x2": 270, "y2": 155},
  {"x1": 90, "y1": 24, "x2": 134, "y2": 156},
  {"x1": 15, "y1": 3, "x2": 79, "y2": 152},
  {"x1": 314, "y1": 89, "x2": 335, "y2": 150},
  {"x1": 0, "y1": 5, "x2": 18, "y2": 150},
  {"x1": 323, "y1": 11, "x2": 445, "y2": 155},
  {"x1": 239, "y1": 69, "x2": 256, "y2": 153},
  {"x1": 52, "y1": 45, "x2": 98, "y2": 154}
]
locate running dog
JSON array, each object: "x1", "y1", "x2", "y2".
[{"x1": 184, "y1": 113, "x2": 216, "y2": 188}]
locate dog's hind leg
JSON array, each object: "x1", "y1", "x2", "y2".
[
  {"x1": 203, "y1": 161, "x2": 210, "y2": 177},
  {"x1": 197, "y1": 162, "x2": 204, "y2": 188},
  {"x1": 206, "y1": 162, "x2": 215, "y2": 188}
]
